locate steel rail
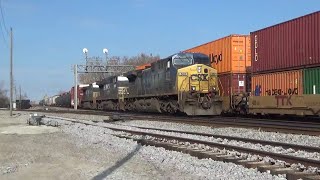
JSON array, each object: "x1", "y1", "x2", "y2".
[
  {"x1": 23, "y1": 108, "x2": 320, "y2": 135},
  {"x1": 126, "y1": 125, "x2": 320, "y2": 153},
  {"x1": 46, "y1": 116, "x2": 320, "y2": 168}
]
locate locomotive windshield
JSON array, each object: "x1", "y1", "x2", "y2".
[
  {"x1": 172, "y1": 53, "x2": 193, "y2": 66},
  {"x1": 193, "y1": 53, "x2": 211, "y2": 66}
]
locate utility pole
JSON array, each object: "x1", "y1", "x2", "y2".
[
  {"x1": 74, "y1": 64, "x2": 78, "y2": 110},
  {"x1": 14, "y1": 81, "x2": 17, "y2": 103},
  {"x1": 9, "y1": 28, "x2": 13, "y2": 116},
  {"x1": 19, "y1": 85, "x2": 21, "y2": 110}
]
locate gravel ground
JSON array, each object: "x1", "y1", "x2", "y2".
[
  {"x1": 40, "y1": 112, "x2": 320, "y2": 149},
  {"x1": 0, "y1": 110, "x2": 285, "y2": 180},
  {"x1": 114, "y1": 120, "x2": 320, "y2": 148},
  {"x1": 57, "y1": 118, "x2": 285, "y2": 180},
  {"x1": 43, "y1": 114, "x2": 320, "y2": 163}
]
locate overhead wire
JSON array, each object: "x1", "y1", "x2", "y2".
[
  {"x1": 0, "y1": 0, "x2": 8, "y2": 35},
  {"x1": 0, "y1": 21, "x2": 8, "y2": 47},
  {"x1": 0, "y1": 0, "x2": 9, "y2": 48}
]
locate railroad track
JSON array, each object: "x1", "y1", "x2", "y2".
[
  {"x1": 23, "y1": 107, "x2": 320, "y2": 136},
  {"x1": 44, "y1": 115, "x2": 320, "y2": 179}
]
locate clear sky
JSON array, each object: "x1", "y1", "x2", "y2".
[{"x1": 0, "y1": 0, "x2": 319, "y2": 101}]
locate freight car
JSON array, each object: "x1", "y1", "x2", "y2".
[
  {"x1": 55, "y1": 92, "x2": 71, "y2": 107},
  {"x1": 41, "y1": 95, "x2": 59, "y2": 106},
  {"x1": 248, "y1": 69, "x2": 320, "y2": 116},
  {"x1": 83, "y1": 52, "x2": 222, "y2": 116},
  {"x1": 213, "y1": 11, "x2": 319, "y2": 117},
  {"x1": 182, "y1": 11, "x2": 320, "y2": 117},
  {"x1": 247, "y1": 11, "x2": 320, "y2": 117},
  {"x1": 16, "y1": 100, "x2": 31, "y2": 109},
  {"x1": 52, "y1": 84, "x2": 89, "y2": 108},
  {"x1": 70, "y1": 85, "x2": 89, "y2": 108}
]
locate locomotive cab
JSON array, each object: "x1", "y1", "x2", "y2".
[{"x1": 177, "y1": 63, "x2": 222, "y2": 115}]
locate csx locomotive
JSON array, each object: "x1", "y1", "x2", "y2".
[{"x1": 81, "y1": 52, "x2": 222, "y2": 116}]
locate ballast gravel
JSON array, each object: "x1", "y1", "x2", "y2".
[
  {"x1": 114, "y1": 120, "x2": 320, "y2": 148},
  {"x1": 45, "y1": 117, "x2": 285, "y2": 180},
  {"x1": 42, "y1": 112, "x2": 320, "y2": 149},
  {"x1": 43, "y1": 116, "x2": 320, "y2": 162}
]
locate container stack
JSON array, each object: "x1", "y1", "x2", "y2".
[
  {"x1": 184, "y1": 34, "x2": 252, "y2": 96},
  {"x1": 251, "y1": 11, "x2": 320, "y2": 96}
]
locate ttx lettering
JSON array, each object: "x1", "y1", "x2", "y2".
[{"x1": 275, "y1": 95, "x2": 292, "y2": 106}]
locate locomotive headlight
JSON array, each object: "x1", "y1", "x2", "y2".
[
  {"x1": 197, "y1": 66, "x2": 202, "y2": 73},
  {"x1": 191, "y1": 86, "x2": 196, "y2": 91}
]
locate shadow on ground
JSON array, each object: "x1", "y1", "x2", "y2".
[{"x1": 92, "y1": 144, "x2": 142, "y2": 180}]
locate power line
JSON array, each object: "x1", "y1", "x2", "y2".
[
  {"x1": 0, "y1": 20, "x2": 8, "y2": 47},
  {"x1": 0, "y1": 0, "x2": 8, "y2": 47},
  {"x1": 0, "y1": 0, "x2": 9, "y2": 35}
]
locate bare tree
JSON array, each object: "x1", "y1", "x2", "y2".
[
  {"x1": 78, "y1": 53, "x2": 160, "y2": 84},
  {"x1": 22, "y1": 92, "x2": 28, "y2": 100},
  {"x1": 0, "y1": 81, "x2": 9, "y2": 108},
  {"x1": 121, "y1": 53, "x2": 160, "y2": 66}
]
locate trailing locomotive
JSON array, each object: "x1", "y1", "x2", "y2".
[
  {"x1": 82, "y1": 52, "x2": 222, "y2": 115},
  {"x1": 82, "y1": 82, "x2": 100, "y2": 109}
]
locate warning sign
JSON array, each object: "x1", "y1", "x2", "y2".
[{"x1": 239, "y1": 81, "x2": 244, "y2": 87}]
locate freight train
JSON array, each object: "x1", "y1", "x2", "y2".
[
  {"x1": 44, "y1": 11, "x2": 320, "y2": 117},
  {"x1": 41, "y1": 84, "x2": 89, "y2": 107},
  {"x1": 83, "y1": 52, "x2": 222, "y2": 116},
  {"x1": 50, "y1": 52, "x2": 222, "y2": 116}
]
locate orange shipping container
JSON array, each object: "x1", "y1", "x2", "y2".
[
  {"x1": 136, "y1": 63, "x2": 151, "y2": 70},
  {"x1": 184, "y1": 34, "x2": 251, "y2": 74},
  {"x1": 252, "y1": 70, "x2": 303, "y2": 96}
]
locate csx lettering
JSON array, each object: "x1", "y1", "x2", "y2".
[
  {"x1": 191, "y1": 74, "x2": 209, "y2": 81},
  {"x1": 198, "y1": 74, "x2": 208, "y2": 81},
  {"x1": 210, "y1": 53, "x2": 222, "y2": 65},
  {"x1": 275, "y1": 95, "x2": 292, "y2": 106}
]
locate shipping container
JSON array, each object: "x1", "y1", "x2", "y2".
[
  {"x1": 218, "y1": 73, "x2": 249, "y2": 96},
  {"x1": 136, "y1": 63, "x2": 151, "y2": 71},
  {"x1": 303, "y1": 67, "x2": 320, "y2": 94},
  {"x1": 184, "y1": 34, "x2": 251, "y2": 74},
  {"x1": 252, "y1": 70, "x2": 303, "y2": 96},
  {"x1": 251, "y1": 11, "x2": 320, "y2": 73}
]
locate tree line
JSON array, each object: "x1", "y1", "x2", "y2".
[
  {"x1": 79, "y1": 53, "x2": 160, "y2": 84},
  {"x1": 0, "y1": 82, "x2": 9, "y2": 108},
  {"x1": 0, "y1": 81, "x2": 29, "y2": 108}
]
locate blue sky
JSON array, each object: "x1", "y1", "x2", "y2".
[{"x1": 0, "y1": 0, "x2": 319, "y2": 100}]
